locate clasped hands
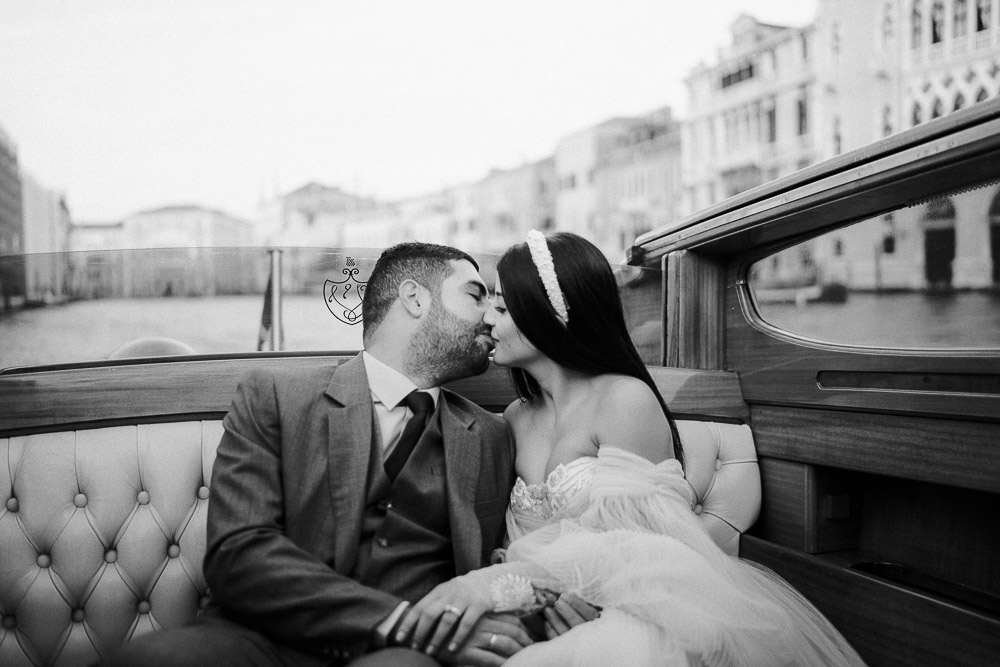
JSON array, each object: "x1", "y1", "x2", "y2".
[{"x1": 393, "y1": 578, "x2": 599, "y2": 665}]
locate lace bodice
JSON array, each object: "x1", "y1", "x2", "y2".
[{"x1": 507, "y1": 456, "x2": 597, "y2": 538}]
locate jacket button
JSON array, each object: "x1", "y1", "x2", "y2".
[{"x1": 376, "y1": 537, "x2": 390, "y2": 548}]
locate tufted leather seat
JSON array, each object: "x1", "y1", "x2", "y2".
[
  {"x1": 1, "y1": 422, "x2": 221, "y2": 666},
  {"x1": 0, "y1": 418, "x2": 758, "y2": 665}
]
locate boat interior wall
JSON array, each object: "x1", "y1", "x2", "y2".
[
  {"x1": 0, "y1": 357, "x2": 760, "y2": 665},
  {"x1": 664, "y1": 250, "x2": 725, "y2": 370}
]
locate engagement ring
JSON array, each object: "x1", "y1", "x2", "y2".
[
  {"x1": 489, "y1": 633, "x2": 498, "y2": 648},
  {"x1": 443, "y1": 605, "x2": 463, "y2": 616}
]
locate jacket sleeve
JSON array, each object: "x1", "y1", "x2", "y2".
[{"x1": 203, "y1": 369, "x2": 398, "y2": 660}]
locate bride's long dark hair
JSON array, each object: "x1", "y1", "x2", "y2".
[{"x1": 496, "y1": 232, "x2": 683, "y2": 467}]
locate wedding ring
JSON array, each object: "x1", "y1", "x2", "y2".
[
  {"x1": 443, "y1": 605, "x2": 463, "y2": 616},
  {"x1": 488, "y1": 633, "x2": 498, "y2": 648}
]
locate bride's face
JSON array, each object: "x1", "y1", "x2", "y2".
[{"x1": 484, "y1": 277, "x2": 539, "y2": 368}]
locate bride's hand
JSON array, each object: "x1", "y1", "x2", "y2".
[{"x1": 396, "y1": 578, "x2": 495, "y2": 655}]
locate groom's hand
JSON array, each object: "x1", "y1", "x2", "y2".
[
  {"x1": 543, "y1": 592, "x2": 600, "y2": 639},
  {"x1": 439, "y1": 612, "x2": 533, "y2": 666}
]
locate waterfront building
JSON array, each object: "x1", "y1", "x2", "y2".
[
  {"x1": 685, "y1": 1, "x2": 1000, "y2": 291},
  {"x1": 255, "y1": 182, "x2": 385, "y2": 247},
  {"x1": 593, "y1": 107, "x2": 682, "y2": 259},
  {"x1": 682, "y1": 15, "x2": 817, "y2": 217},
  {"x1": 20, "y1": 172, "x2": 70, "y2": 303},
  {"x1": 0, "y1": 125, "x2": 24, "y2": 310}
]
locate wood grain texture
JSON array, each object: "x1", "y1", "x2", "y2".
[
  {"x1": 665, "y1": 250, "x2": 724, "y2": 370},
  {"x1": 740, "y1": 535, "x2": 1000, "y2": 667},
  {"x1": 750, "y1": 458, "x2": 864, "y2": 553},
  {"x1": 751, "y1": 405, "x2": 1000, "y2": 494},
  {"x1": 0, "y1": 355, "x2": 517, "y2": 434},
  {"x1": 647, "y1": 366, "x2": 748, "y2": 422},
  {"x1": 0, "y1": 357, "x2": 745, "y2": 433},
  {"x1": 726, "y1": 280, "x2": 1000, "y2": 422}
]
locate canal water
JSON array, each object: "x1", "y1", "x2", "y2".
[{"x1": 2, "y1": 290, "x2": 999, "y2": 370}]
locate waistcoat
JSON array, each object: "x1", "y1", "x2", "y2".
[{"x1": 353, "y1": 407, "x2": 455, "y2": 601}]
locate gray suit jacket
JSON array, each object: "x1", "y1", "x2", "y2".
[{"x1": 204, "y1": 353, "x2": 514, "y2": 659}]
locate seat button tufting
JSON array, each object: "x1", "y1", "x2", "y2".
[
  {"x1": 694, "y1": 504, "x2": 703, "y2": 515},
  {"x1": 2, "y1": 615, "x2": 15, "y2": 629},
  {"x1": 74, "y1": 493, "x2": 88, "y2": 508},
  {"x1": 168, "y1": 544, "x2": 180, "y2": 558},
  {"x1": 138, "y1": 601, "x2": 151, "y2": 614},
  {"x1": 37, "y1": 554, "x2": 51, "y2": 568},
  {"x1": 137, "y1": 491, "x2": 150, "y2": 505},
  {"x1": 715, "y1": 460, "x2": 722, "y2": 471},
  {"x1": 198, "y1": 486, "x2": 210, "y2": 500},
  {"x1": 5, "y1": 497, "x2": 18, "y2": 512},
  {"x1": 105, "y1": 549, "x2": 118, "y2": 563},
  {"x1": 72, "y1": 609, "x2": 85, "y2": 623}
]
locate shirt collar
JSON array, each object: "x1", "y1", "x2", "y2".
[{"x1": 362, "y1": 351, "x2": 440, "y2": 409}]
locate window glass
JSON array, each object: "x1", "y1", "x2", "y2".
[
  {"x1": 0, "y1": 246, "x2": 663, "y2": 369},
  {"x1": 748, "y1": 180, "x2": 1000, "y2": 349}
]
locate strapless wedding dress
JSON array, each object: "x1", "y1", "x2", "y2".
[{"x1": 457, "y1": 447, "x2": 865, "y2": 666}]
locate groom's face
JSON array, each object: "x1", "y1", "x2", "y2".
[{"x1": 408, "y1": 259, "x2": 494, "y2": 384}]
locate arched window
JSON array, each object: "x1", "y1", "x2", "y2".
[
  {"x1": 883, "y1": 106, "x2": 893, "y2": 136},
  {"x1": 833, "y1": 117, "x2": 842, "y2": 155},
  {"x1": 954, "y1": 93, "x2": 966, "y2": 110},
  {"x1": 976, "y1": 0, "x2": 991, "y2": 31},
  {"x1": 931, "y1": 1, "x2": 945, "y2": 43},
  {"x1": 976, "y1": 87, "x2": 989, "y2": 103},
  {"x1": 931, "y1": 97, "x2": 944, "y2": 119},
  {"x1": 912, "y1": 101, "x2": 923, "y2": 126},
  {"x1": 912, "y1": 1, "x2": 924, "y2": 48},
  {"x1": 954, "y1": 0, "x2": 969, "y2": 37},
  {"x1": 882, "y1": 2, "x2": 895, "y2": 43}
]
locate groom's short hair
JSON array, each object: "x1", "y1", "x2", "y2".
[{"x1": 362, "y1": 242, "x2": 479, "y2": 341}]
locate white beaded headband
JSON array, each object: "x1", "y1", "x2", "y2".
[{"x1": 525, "y1": 230, "x2": 569, "y2": 323}]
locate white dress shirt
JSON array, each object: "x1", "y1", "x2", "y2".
[{"x1": 362, "y1": 351, "x2": 440, "y2": 462}]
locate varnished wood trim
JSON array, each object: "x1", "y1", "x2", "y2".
[
  {"x1": 0, "y1": 356, "x2": 517, "y2": 434},
  {"x1": 648, "y1": 367, "x2": 748, "y2": 422},
  {"x1": 740, "y1": 535, "x2": 1000, "y2": 667},
  {"x1": 636, "y1": 99, "x2": 1000, "y2": 261},
  {"x1": 751, "y1": 405, "x2": 1000, "y2": 494},
  {"x1": 665, "y1": 250, "x2": 724, "y2": 370}
]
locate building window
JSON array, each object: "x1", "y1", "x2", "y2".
[
  {"x1": 931, "y1": 97, "x2": 944, "y2": 118},
  {"x1": 797, "y1": 93, "x2": 809, "y2": 135},
  {"x1": 801, "y1": 33, "x2": 809, "y2": 62},
  {"x1": 954, "y1": 93, "x2": 966, "y2": 110},
  {"x1": 765, "y1": 103, "x2": 777, "y2": 143},
  {"x1": 976, "y1": 87, "x2": 989, "y2": 103},
  {"x1": 882, "y1": 3, "x2": 894, "y2": 43},
  {"x1": 976, "y1": 0, "x2": 991, "y2": 31},
  {"x1": 912, "y1": 1, "x2": 923, "y2": 48},
  {"x1": 833, "y1": 117, "x2": 842, "y2": 155},
  {"x1": 931, "y1": 1, "x2": 945, "y2": 43},
  {"x1": 721, "y1": 62, "x2": 756, "y2": 88},
  {"x1": 832, "y1": 23, "x2": 841, "y2": 56},
  {"x1": 833, "y1": 238, "x2": 844, "y2": 256},
  {"x1": 954, "y1": 0, "x2": 969, "y2": 37},
  {"x1": 883, "y1": 105, "x2": 893, "y2": 136},
  {"x1": 912, "y1": 102, "x2": 923, "y2": 126}
]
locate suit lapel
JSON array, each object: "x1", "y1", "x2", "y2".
[
  {"x1": 440, "y1": 392, "x2": 483, "y2": 575},
  {"x1": 324, "y1": 354, "x2": 373, "y2": 575}
]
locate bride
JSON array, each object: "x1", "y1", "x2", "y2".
[{"x1": 399, "y1": 231, "x2": 865, "y2": 666}]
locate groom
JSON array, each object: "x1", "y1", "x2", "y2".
[{"x1": 101, "y1": 242, "x2": 528, "y2": 666}]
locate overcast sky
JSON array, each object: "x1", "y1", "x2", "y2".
[{"x1": 0, "y1": 1, "x2": 817, "y2": 222}]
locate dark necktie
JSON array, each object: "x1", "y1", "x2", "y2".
[{"x1": 384, "y1": 390, "x2": 434, "y2": 481}]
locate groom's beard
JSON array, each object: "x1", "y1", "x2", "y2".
[{"x1": 407, "y1": 299, "x2": 491, "y2": 385}]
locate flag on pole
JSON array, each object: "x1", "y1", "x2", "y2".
[{"x1": 257, "y1": 272, "x2": 273, "y2": 351}]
